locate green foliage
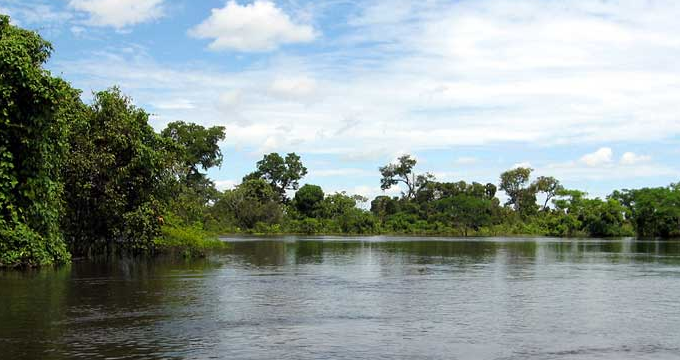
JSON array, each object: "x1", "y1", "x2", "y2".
[
  {"x1": 160, "y1": 120, "x2": 225, "y2": 185},
  {"x1": 370, "y1": 195, "x2": 400, "y2": 223},
  {"x1": 243, "y1": 152, "x2": 307, "y2": 201},
  {"x1": 0, "y1": 15, "x2": 73, "y2": 266},
  {"x1": 154, "y1": 214, "x2": 226, "y2": 258},
  {"x1": 612, "y1": 186, "x2": 680, "y2": 238},
  {"x1": 532, "y1": 176, "x2": 563, "y2": 211},
  {"x1": 61, "y1": 88, "x2": 168, "y2": 256},
  {"x1": 379, "y1": 155, "x2": 434, "y2": 199},
  {"x1": 434, "y1": 194, "x2": 493, "y2": 236},
  {"x1": 293, "y1": 184, "x2": 324, "y2": 218},
  {"x1": 212, "y1": 179, "x2": 283, "y2": 229},
  {"x1": 499, "y1": 167, "x2": 537, "y2": 216}
]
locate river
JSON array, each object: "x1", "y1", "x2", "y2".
[{"x1": 2, "y1": 236, "x2": 680, "y2": 359}]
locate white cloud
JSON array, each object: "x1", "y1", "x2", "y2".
[
  {"x1": 580, "y1": 147, "x2": 613, "y2": 167},
  {"x1": 454, "y1": 157, "x2": 478, "y2": 165},
  {"x1": 513, "y1": 162, "x2": 532, "y2": 169},
  {"x1": 68, "y1": 0, "x2": 165, "y2": 29},
  {"x1": 268, "y1": 76, "x2": 317, "y2": 101},
  {"x1": 70, "y1": 25, "x2": 86, "y2": 36},
  {"x1": 214, "y1": 179, "x2": 238, "y2": 191},
  {"x1": 620, "y1": 151, "x2": 651, "y2": 165},
  {"x1": 544, "y1": 161, "x2": 677, "y2": 182},
  {"x1": 0, "y1": 3, "x2": 72, "y2": 27},
  {"x1": 189, "y1": 1, "x2": 317, "y2": 52},
  {"x1": 310, "y1": 168, "x2": 372, "y2": 177},
  {"x1": 151, "y1": 99, "x2": 195, "y2": 110},
  {"x1": 54, "y1": 0, "x2": 680, "y2": 178},
  {"x1": 541, "y1": 148, "x2": 675, "y2": 182}
]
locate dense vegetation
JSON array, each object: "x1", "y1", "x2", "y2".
[{"x1": 1, "y1": 16, "x2": 679, "y2": 267}]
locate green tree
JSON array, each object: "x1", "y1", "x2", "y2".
[
  {"x1": 532, "y1": 176, "x2": 563, "y2": 211},
  {"x1": 161, "y1": 121, "x2": 225, "y2": 185},
  {"x1": 214, "y1": 179, "x2": 282, "y2": 229},
  {"x1": 243, "y1": 152, "x2": 307, "y2": 201},
  {"x1": 379, "y1": 154, "x2": 434, "y2": 199},
  {"x1": 614, "y1": 186, "x2": 680, "y2": 238},
  {"x1": 0, "y1": 16, "x2": 76, "y2": 266},
  {"x1": 435, "y1": 195, "x2": 492, "y2": 236},
  {"x1": 61, "y1": 88, "x2": 169, "y2": 256},
  {"x1": 370, "y1": 196, "x2": 400, "y2": 223},
  {"x1": 318, "y1": 192, "x2": 359, "y2": 219},
  {"x1": 293, "y1": 184, "x2": 325, "y2": 218},
  {"x1": 499, "y1": 167, "x2": 537, "y2": 216},
  {"x1": 160, "y1": 121, "x2": 226, "y2": 225}
]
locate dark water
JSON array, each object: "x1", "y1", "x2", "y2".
[{"x1": 2, "y1": 237, "x2": 680, "y2": 360}]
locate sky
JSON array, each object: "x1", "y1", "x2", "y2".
[{"x1": 2, "y1": 0, "x2": 679, "y2": 201}]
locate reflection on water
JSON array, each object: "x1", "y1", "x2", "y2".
[{"x1": 2, "y1": 237, "x2": 680, "y2": 360}]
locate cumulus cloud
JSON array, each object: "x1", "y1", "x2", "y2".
[
  {"x1": 0, "y1": 3, "x2": 72, "y2": 27},
  {"x1": 189, "y1": 1, "x2": 317, "y2": 52},
  {"x1": 52, "y1": 0, "x2": 680, "y2": 186},
  {"x1": 68, "y1": 0, "x2": 165, "y2": 29},
  {"x1": 580, "y1": 147, "x2": 613, "y2": 167},
  {"x1": 541, "y1": 148, "x2": 674, "y2": 182},
  {"x1": 620, "y1": 152, "x2": 651, "y2": 165}
]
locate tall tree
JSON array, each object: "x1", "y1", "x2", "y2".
[
  {"x1": 62, "y1": 88, "x2": 169, "y2": 256},
  {"x1": 532, "y1": 176, "x2": 563, "y2": 211},
  {"x1": 243, "y1": 152, "x2": 307, "y2": 201},
  {"x1": 499, "y1": 167, "x2": 537, "y2": 216},
  {"x1": 160, "y1": 121, "x2": 226, "y2": 224},
  {"x1": 161, "y1": 121, "x2": 225, "y2": 184},
  {"x1": 0, "y1": 15, "x2": 76, "y2": 266},
  {"x1": 379, "y1": 155, "x2": 434, "y2": 200}
]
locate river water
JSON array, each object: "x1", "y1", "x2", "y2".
[{"x1": 1, "y1": 236, "x2": 680, "y2": 360}]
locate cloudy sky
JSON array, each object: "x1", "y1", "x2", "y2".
[{"x1": 2, "y1": 0, "x2": 679, "y2": 199}]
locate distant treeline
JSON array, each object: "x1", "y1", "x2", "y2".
[
  {"x1": 1, "y1": 16, "x2": 679, "y2": 267},
  {"x1": 205, "y1": 154, "x2": 679, "y2": 241}
]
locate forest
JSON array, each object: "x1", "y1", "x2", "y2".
[{"x1": 1, "y1": 15, "x2": 679, "y2": 267}]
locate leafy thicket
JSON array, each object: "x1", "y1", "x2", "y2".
[
  {"x1": 0, "y1": 16, "x2": 75, "y2": 266},
  {"x1": 61, "y1": 88, "x2": 171, "y2": 256}
]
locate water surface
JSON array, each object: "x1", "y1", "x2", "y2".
[{"x1": 2, "y1": 236, "x2": 680, "y2": 359}]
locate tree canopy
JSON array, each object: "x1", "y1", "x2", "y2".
[
  {"x1": 243, "y1": 152, "x2": 308, "y2": 201},
  {"x1": 379, "y1": 155, "x2": 434, "y2": 200}
]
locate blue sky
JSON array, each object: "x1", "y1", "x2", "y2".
[{"x1": 2, "y1": 0, "x2": 679, "y2": 201}]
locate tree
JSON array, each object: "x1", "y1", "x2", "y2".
[
  {"x1": 293, "y1": 184, "x2": 325, "y2": 218},
  {"x1": 61, "y1": 88, "x2": 169, "y2": 256},
  {"x1": 318, "y1": 192, "x2": 359, "y2": 219},
  {"x1": 243, "y1": 152, "x2": 307, "y2": 201},
  {"x1": 435, "y1": 195, "x2": 492, "y2": 236},
  {"x1": 379, "y1": 155, "x2": 434, "y2": 200},
  {"x1": 370, "y1": 196, "x2": 400, "y2": 223},
  {"x1": 160, "y1": 121, "x2": 226, "y2": 225},
  {"x1": 532, "y1": 176, "x2": 563, "y2": 211},
  {"x1": 161, "y1": 121, "x2": 225, "y2": 184},
  {"x1": 553, "y1": 189, "x2": 630, "y2": 237},
  {"x1": 615, "y1": 186, "x2": 680, "y2": 238},
  {"x1": 499, "y1": 167, "x2": 537, "y2": 216},
  {"x1": 214, "y1": 179, "x2": 283, "y2": 229},
  {"x1": 0, "y1": 16, "x2": 76, "y2": 266}
]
